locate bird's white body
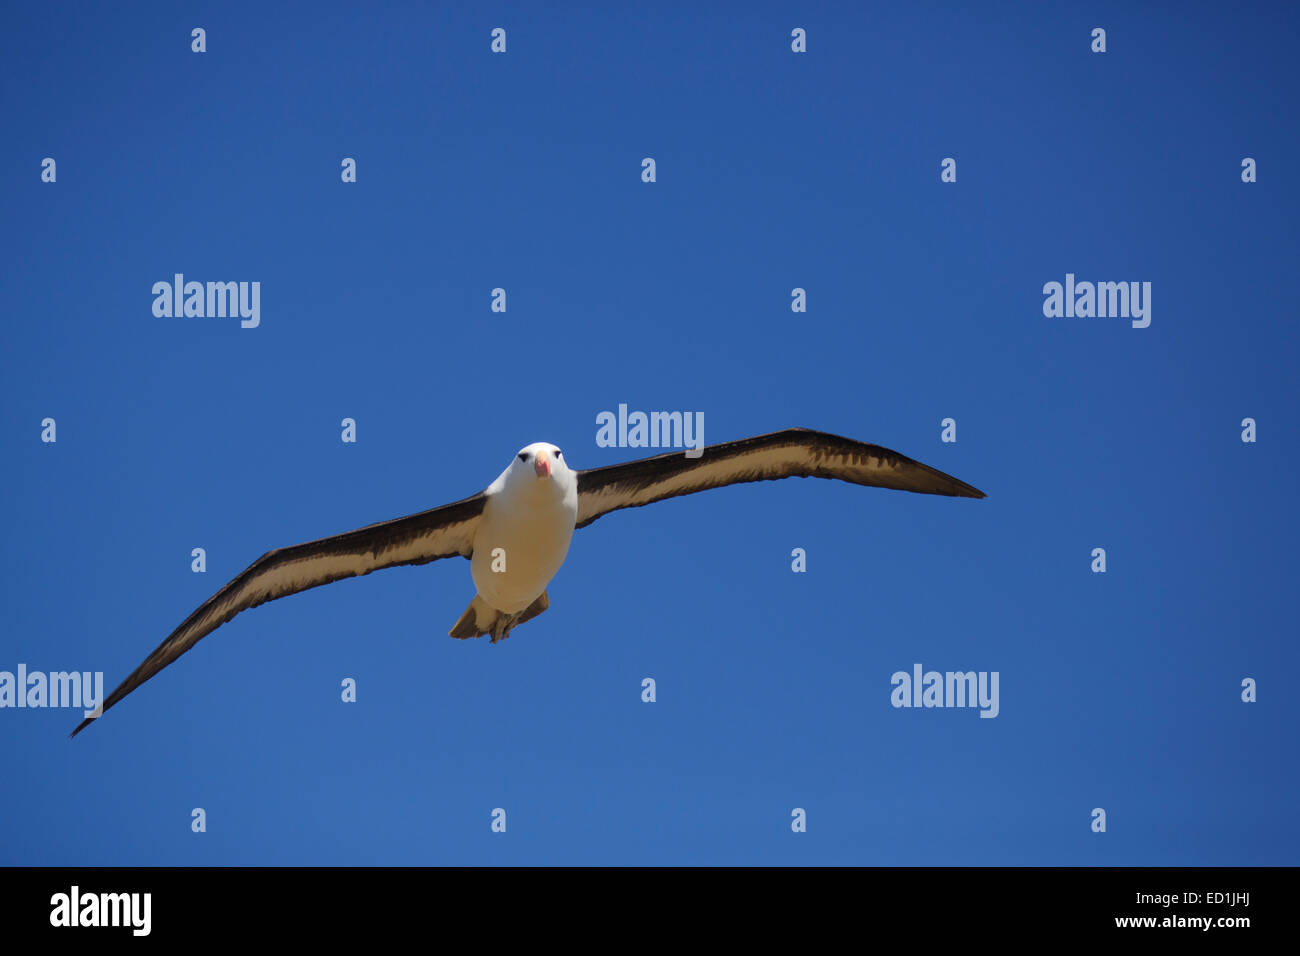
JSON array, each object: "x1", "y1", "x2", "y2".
[{"x1": 471, "y1": 443, "x2": 578, "y2": 613}]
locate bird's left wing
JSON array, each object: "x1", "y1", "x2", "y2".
[
  {"x1": 71, "y1": 492, "x2": 486, "y2": 737},
  {"x1": 575, "y1": 427, "x2": 984, "y2": 529}
]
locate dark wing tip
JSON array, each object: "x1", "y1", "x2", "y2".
[
  {"x1": 948, "y1": 477, "x2": 987, "y2": 499},
  {"x1": 69, "y1": 716, "x2": 94, "y2": 739},
  {"x1": 910, "y1": 459, "x2": 986, "y2": 500},
  {"x1": 805, "y1": 428, "x2": 987, "y2": 500}
]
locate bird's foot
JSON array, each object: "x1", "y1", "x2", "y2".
[{"x1": 489, "y1": 615, "x2": 517, "y2": 644}]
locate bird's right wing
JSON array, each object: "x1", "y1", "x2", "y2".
[
  {"x1": 575, "y1": 428, "x2": 984, "y2": 529},
  {"x1": 71, "y1": 491, "x2": 487, "y2": 737}
]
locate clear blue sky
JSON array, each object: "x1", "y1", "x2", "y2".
[{"x1": 2, "y1": 1, "x2": 1296, "y2": 865}]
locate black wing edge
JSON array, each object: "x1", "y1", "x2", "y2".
[{"x1": 70, "y1": 492, "x2": 486, "y2": 739}]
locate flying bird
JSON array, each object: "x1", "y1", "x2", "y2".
[{"x1": 70, "y1": 428, "x2": 984, "y2": 737}]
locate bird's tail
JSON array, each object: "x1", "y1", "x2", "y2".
[{"x1": 449, "y1": 591, "x2": 549, "y2": 641}]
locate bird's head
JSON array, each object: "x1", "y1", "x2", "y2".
[
  {"x1": 490, "y1": 441, "x2": 575, "y2": 494},
  {"x1": 516, "y1": 441, "x2": 565, "y2": 477}
]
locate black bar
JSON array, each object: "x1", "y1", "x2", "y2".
[{"x1": 1, "y1": 866, "x2": 1283, "y2": 941}]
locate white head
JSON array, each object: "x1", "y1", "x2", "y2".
[{"x1": 487, "y1": 442, "x2": 576, "y2": 498}]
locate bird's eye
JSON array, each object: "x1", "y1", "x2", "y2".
[
  {"x1": 555, "y1": 449, "x2": 562, "y2": 458},
  {"x1": 518, "y1": 453, "x2": 528, "y2": 462}
]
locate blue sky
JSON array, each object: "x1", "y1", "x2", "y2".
[{"x1": 2, "y1": 1, "x2": 1297, "y2": 865}]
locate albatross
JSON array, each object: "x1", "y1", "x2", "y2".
[{"x1": 70, "y1": 428, "x2": 984, "y2": 737}]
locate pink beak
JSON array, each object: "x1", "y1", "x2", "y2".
[{"x1": 534, "y1": 451, "x2": 551, "y2": 478}]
